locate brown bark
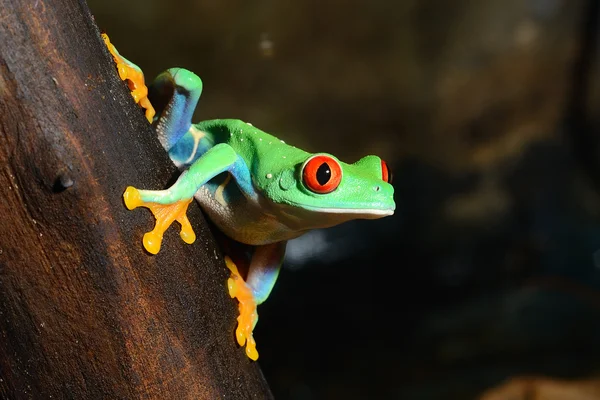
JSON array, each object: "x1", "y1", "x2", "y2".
[{"x1": 0, "y1": 0, "x2": 272, "y2": 398}]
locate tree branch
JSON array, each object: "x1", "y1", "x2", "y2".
[{"x1": 0, "y1": 0, "x2": 272, "y2": 397}]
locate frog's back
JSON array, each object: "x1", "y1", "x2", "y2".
[
  {"x1": 169, "y1": 119, "x2": 279, "y2": 167},
  {"x1": 196, "y1": 119, "x2": 293, "y2": 162}
]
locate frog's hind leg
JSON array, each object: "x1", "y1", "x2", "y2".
[
  {"x1": 225, "y1": 241, "x2": 286, "y2": 360},
  {"x1": 149, "y1": 68, "x2": 203, "y2": 152}
]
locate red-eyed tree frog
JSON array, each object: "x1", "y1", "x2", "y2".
[{"x1": 103, "y1": 34, "x2": 396, "y2": 360}]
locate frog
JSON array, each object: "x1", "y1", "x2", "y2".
[{"x1": 102, "y1": 34, "x2": 396, "y2": 360}]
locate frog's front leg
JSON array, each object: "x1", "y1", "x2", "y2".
[
  {"x1": 225, "y1": 241, "x2": 286, "y2": 360},
  {"x1": 124, "y1": 142, "x2": 250, "y2": 254}
]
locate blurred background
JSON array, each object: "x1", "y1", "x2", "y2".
[{"x1": 90, "y1": 0, "x2": 600, "y2": 398}]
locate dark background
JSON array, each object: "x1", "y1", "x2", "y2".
[{"x1": 90, "y1": 0, "x2": 600, "y2": 398}]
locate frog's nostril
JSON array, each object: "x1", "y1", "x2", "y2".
[{"x1": 375, "y1": 186, "x2": 381, "y2": 192}]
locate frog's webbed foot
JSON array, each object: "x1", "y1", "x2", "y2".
[
  {"x1": 101, "y1": 33, "x2": 156, "y2": 123},
  {"x1": 224, "y1": 256, "x2": 259, "y2": 360},
  {"x1": 123, "y1": 186, "x2": 196, "y2": 254}
]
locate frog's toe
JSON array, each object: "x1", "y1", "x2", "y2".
[
  {"x1": 235, "y1": 309, "x2": 259, "y2": 361},
  {"x1": 245, "y1": 335, "x2": 258, "y2": 361},
  {"x1": 140, "y1": 98, "x2": 156, "y2": 123},
  {"x1": 177, "y1": 214, "x2": 196, "y2": 244},
  {"x1": 143, "y1": 231, "x2": 162, "y2": 255},
  {"x1": 227, "y1": 277, "x2": 238, "y2": 298},
  {"x1": 123, "y1": 186, "x2": 142, "y2": 210},
  {"x1": 116, "y1": 62, "x2": 129, "y2": 81}
]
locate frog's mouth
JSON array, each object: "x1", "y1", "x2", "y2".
[{"x1": 298, "y1": 204, "x2": 395, "y2": 218}]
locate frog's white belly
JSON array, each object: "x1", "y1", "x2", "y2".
[{"x1": 194, "y1": 185, "x2": 305, "y2": 246}]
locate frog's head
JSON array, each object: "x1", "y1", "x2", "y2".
[{"x1": 259, "y1": 152, "x2": 395, "y2": 229}]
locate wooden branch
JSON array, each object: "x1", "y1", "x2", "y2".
[{"x1": 0, "y1": 0, "x2": 272, "y2": 398}]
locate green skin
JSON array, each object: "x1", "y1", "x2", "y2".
[{"x1": 125, "y1": 66, "x2": 395, "y2": 357}]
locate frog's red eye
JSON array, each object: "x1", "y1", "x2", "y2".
[
  {"x1": 302, "y1": 155, "x2": 342, "y2": 194},
  {"x1": 381, "y1": 160, "x2": 393, "y2": 184}
]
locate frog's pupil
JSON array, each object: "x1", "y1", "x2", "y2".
[{"x1": 316, "y1": 163, "x2": 331, "y2": 185}]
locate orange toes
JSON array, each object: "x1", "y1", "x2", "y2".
[{"x1": 225, "y1": 256, "x2": 259, "y2": 360}]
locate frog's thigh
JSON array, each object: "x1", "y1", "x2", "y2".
[{"x1": 246, "y1": 241, "x2": 287, "y2": 304}]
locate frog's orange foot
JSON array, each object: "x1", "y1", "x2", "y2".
[
  {"x1": 224, "y1": 256, "x2": 259, "y2": 360},
  {"x1": 123, "y1": 186, "x2": 196, "y2": 254},
  {"x1": 101, "y1": 33, "x2": 156, "y2": 123}
]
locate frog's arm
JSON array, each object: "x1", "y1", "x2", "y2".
[
  {"x1": 124, "y1": 142, "x2": 254, "y2": 254},
  {"x1": 225, "y1": 241, "x2": 285, "y2": 360}
]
